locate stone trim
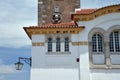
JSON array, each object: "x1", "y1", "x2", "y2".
[
  {"x1": 107, "y1": 25, "x2": 120, "y2": 34},
  {"x1": 90, "y1": 64, "x2": 107, "y2": 69},
  {"x1": 72, "y1": 41, "x2": 88, "y2": 46},
  {"x1": 88, "y1": 27, "x2": 106, "y2": 67},
  {"x1": 32, "y1": 42, "x2": 44, "y2": 46},
  {"x1": 90, "y1": 64, "x2": 120, "y2": 69},
  {"x1": 89, "y1": 26, "x2": 120, "y2": 69}
]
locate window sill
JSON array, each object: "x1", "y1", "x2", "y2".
[
  {"x1": 90, "y1": 64, "x2": 120, "y2": 69},
  {"x1": 46, "y1": 52, "x2": 71, "y2": 55},
  {"x1": 92, "y1": 52, "x2": 104, "y2": 55},
  {"x1": 90, "y1": 64, "x2": 107, "y2": 69},
  {"x1": 110, "y1": 52, "x2": 120, "y2": 55}
]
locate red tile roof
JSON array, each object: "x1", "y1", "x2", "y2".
[
  {"x1": 28, "y1": 21, "x2": 81, "y2": 28},
  {"x1": 76, "y1": 9, "x2": 97, "y2": 14}
]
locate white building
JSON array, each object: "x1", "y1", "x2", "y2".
[{"x1": 24, "y1": 1, "x2": 120, "y2": 80}]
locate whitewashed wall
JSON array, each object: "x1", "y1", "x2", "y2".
[
  {"x1": 31, "y1": 34, "x2": 80, "y2": 80},
  {"x1": 30, "y1": 13, "x2": 120, "y2": 80},
  {"x1": 31, "y1": 69, "x2": 79, "y2": 80},
  {"x1": 90, "y1": 69, "x2": 120, "y2": 80},
  {"x1": 31, "y1": 34, "x2": 80, "y2": 68},
  {"x1": 77, "y1": 13, "x2": 120, "y2": 64},
  {"x1": 77, "y1": 12, "x2": 120, "y2": 80}
]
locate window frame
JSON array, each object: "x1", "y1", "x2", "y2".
[
  {"x1": 64, "y1": 37, "x2": 69, "y2": 52},
  {"x1": 56, "y1": 37, "x2": 61, "y2": 52},
  {"x1": 92, "y1": 33, "x2": 104, "y2": 54},
  {"x1": 109, "y1": 31, "x2": 120, "y2": 53},
  {"x1": 88, "y1": 28, "x2": 106, "y2": 68},
  {"x1": 48, "y1": 38, "x2": 52, "y2": 52}
]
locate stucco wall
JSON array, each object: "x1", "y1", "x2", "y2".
[
  {"x1": 90, "y1": 69, "x2": 120, "y2": 80},
  {"x1": 30, "y1": 13, "x2": 120, "y2": 80},
  {"x1": 31, "y1": 34, "x2": 80, "y2": 68},
  {"x1": 78, "y1": 12, "x2": 120, "y2": 80},
  {"x1": 77, "y1": 13, "x2": 120, "y2": 41},
  {"x1": 31, "y1": 69, "x2": 79, "y2": 80}
]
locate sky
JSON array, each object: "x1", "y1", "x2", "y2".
[{"x1": 0, "y1": 0, "x2": 120, "y2": 80}]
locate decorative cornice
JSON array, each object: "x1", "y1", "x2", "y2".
[
  {"x1": 24, "y1": 27, "x2": 85, "y2": 39},
  {"x1": 72, "y1": 4, "x2": 120, "y2": 22}
]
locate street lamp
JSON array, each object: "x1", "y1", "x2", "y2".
[{"x1": 15, "y1": 57, "x2": 31, "y2": 70}]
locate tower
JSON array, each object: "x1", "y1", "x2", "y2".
[{"x1": 38, "y1": 0, "x2": 80, "y2": 25}]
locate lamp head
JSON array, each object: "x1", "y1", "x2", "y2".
[{"x1": 15, "y1": 61, "x2": 24, "y2": 70}]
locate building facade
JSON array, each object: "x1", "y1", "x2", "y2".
[{"x1": 24, "y1": 1, "x2": 120, "y2": 80}]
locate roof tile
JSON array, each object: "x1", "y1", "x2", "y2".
[
  {"x1": 76, "y1": 9, "x2": 97, "y2": 14},
  {"x1": 28, "y1": 21, "x2": 79, "y2": 28}
]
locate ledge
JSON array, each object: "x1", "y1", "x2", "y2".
[
  {"x1": 90, "y1": 64, "x2": 120, "y2": 69},
  {"x1": 46, "y1": 52, "x2": 71, "y2": 55}
]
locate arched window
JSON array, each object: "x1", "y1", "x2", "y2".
[
  {"x1": 48, "y1": 38, "x2": 52, "y2": 52},
  {"x1": 56, "y1": 38, "x2": 61, "y2": 52},
  {"x1": 65, "y1": 37, "x2": 69, "y2": 52},
  {"x1": 109, "y1": 31, "x2": 120, "y2": 52},
  {"x1": 92, "y1": 34, "x2": 103, "y2": 53}
]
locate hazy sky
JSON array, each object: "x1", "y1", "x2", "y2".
[
  {"x1": 0, "y1": 0, "x2": 120, "y2": 80},
  {"x1": 0, "y1": 0, "x2": 120, "y2": 47}
]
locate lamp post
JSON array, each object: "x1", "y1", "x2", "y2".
[{"x1": 15, "y1": 57, "x2": 31, "y2": 70}]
